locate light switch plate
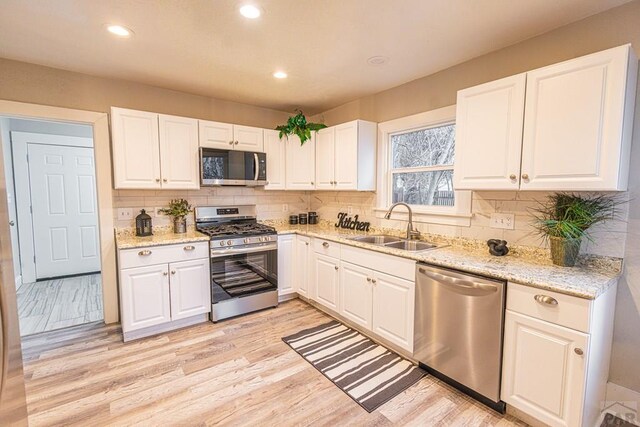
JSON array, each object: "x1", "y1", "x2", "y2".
[
  {"x1": 490, "y1": 213, "x2": 515, "y2": 230},
  {"x1": 117, "y1": 208, "x2": 133, "y2": 220}
]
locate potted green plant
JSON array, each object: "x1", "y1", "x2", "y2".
[
  {"x1": 275, "y1": 110, "x2": 327, "y2": 145},
  {"x1": 159, "y1": 199, "x2": 193, "y2": 234},
  {"x1": 530, "y1": 193, "x2": 623, "y2": 267}
]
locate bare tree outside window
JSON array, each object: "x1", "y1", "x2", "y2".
[{"x1": 390, "y1": 124, "x2": 455, "y2": 207}]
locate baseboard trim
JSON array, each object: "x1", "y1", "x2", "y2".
[
  {"x1": 601, "y1": 382, "x2": 640, "y2": 426},
  {"x1": 123, "y1": 313, "x2": 209, "y2": 342},
  {"x1": 278, "y1": 292, "x2": 298, "y2": 303}
]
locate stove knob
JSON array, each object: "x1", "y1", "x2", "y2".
[
  {"x1": 244, "y1": 238, "x2": 250, "y2": 244},
  {"x1": 219, "y1": 241, "x2": 225, "y2": 247},
  {"x1": 227, "y1": 240, "x2": 233, "y2": 246},
  {"x1": 265, "y1": 236, "x2": 271, "y2": 242}
]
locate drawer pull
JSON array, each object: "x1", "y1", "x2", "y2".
[
  {"x1": 574, "y1": 348, "x2": 584, "y2": 356},
  {"x1": 322, "y1": 242, "x2": 329, "y2": 248},
  {"x1": 138, "y1": 250, "x2": 152, "y2": 256},
  {"x1": 534, "y1": 294, "x2": 558, "y2": 306},
  {"x1": 183, "y1": 245, "x2": 196, "y2": 251}
]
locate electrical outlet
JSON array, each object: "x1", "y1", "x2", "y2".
[
  {"x1": 282, "y1": 204, "x2": 288, "y2": 212},
  {"x1": 347, "y1": 205, "x2": 353, "y2": 215},
  {"x1": 490, "y1": 213, "x2": 515, "y2": 230},
  {"x1": 117, "y1": 208, "x2": 133, "y2": 220}
]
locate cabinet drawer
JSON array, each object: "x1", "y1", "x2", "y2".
[
  {"x1": 507, "y1": 282, "x2": 592, "y2": 333},
  {"x1": 120, "y1": 242, "x2": 209, "y2": 269},
  {"x1": 341, "y1": 245, "x2": 415, "y2": 282},
  {"x1": 313, "y1": 238, "x2": 341, "y2": 258}
]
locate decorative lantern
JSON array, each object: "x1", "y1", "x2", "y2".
[{"x1": 135, "y1": 209, "x2": 153, "y2": 237}]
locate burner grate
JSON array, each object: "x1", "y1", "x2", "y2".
[{"x1": 196, "y1": 222, "x2": 276, "y2": 238}]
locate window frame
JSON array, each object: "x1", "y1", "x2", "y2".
[{"x1": 375, "y1": 105, "x2": 472, "y2": 226}]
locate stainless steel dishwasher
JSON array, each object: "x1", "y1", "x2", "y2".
[{"x1": 414, "y1": 263, "x2": 506, "y2": 412}]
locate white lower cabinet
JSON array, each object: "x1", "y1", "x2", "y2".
[
  {"x1": 120, "y1": 264, "x2": 172, "y2": 331},
  {"x1": 501, "y1": 282, "x2": 617, "y2": 427},
  {"x1": 118, "y1": 242, "x2": 211, "y2": 341},
  {"x1": 277, "y1": 234, "x2": 295, "y2": 297},
  {"x1": 295, "y1": 236, "x2": 311, "y2": 297},
  {"x1": 314, "y1": 253, "x2": 340, "y2": 312},
  {"x1": 339, "y1": 261, "x2": 372, "y2": 329},
  {"x1": 371, "y1": 271, "x2": 415, "y2": 352}
]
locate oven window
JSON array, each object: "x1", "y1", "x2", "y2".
[{"x1": 210, "y1": 250, "x2": 278, "y2": 302}]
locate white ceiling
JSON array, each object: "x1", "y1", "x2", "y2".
[{"x1": 0, "y1": 0, "x2": 632, "y2": 114}]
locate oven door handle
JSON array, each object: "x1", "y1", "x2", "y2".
[{"x1": 210, "y1": 243, "x2": 277, "y2": 258}]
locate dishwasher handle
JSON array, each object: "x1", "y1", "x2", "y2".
[{"x1": 418, "y1": 267, "x2": 499, "y2": 296}]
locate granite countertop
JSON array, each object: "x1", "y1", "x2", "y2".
[
  {"x1": 265, "y1": 221, "x2": 622, "y2": 300},
  {"x1": 115, "y1": 227, "x2": 210, "y2": 249}
]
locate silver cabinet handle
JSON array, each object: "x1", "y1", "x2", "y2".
[
  {"x1": 509, "y1": 174, "x2": 516, "y2": 180},
  {"x1": 163, "y1": 271, "x2": 168, "y2": 276},
  {"x1": 334, "y1": 266, "x2": 339, "y2": 270},
  {"x1": 322, "y1": 242, "x2": 329, "y2": 248},
  {"x1": 534, "y1": 294, "x2": 558, "y2": 306},
  {"x1": 8, "y1": 220, "x2": 14, "y2": 226},
  {"x1": 171, "y1": 270, "x2": 176, "y2": 275},
  {"x1": 522, "y1": 173, "x2": 529, "y2": 180},
  {"x1": 574, "y1": 348, "x2": 584, "y2": 356},
  {"x1": 184, "y1": 245, "x2": 195, "y2": 251},
  {"x1": 138, "y1": 250, "x2": 152, "y2": 256}
]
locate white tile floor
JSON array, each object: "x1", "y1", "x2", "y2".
[{"x1": 16, "y1": 273, "x2": 103, "y2": 336}]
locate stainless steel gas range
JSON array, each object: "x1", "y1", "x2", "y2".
[{"x1": 195, "y1": 205, "x2": 278, "y2": 321}]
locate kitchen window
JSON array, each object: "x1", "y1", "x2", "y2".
[{"x1": 376, "y1": 105, "x2": 472, "y2": 225}]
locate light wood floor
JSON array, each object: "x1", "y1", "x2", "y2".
[
  {"x1": 21, "y1": 299, "x2": 527, "y2": 426},
  {"x1": 17, "y1": 273, "x2": 103, "y2": 336}
]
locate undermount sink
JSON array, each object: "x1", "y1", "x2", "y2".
[
  {"x1": 350, "y1": 235, "x2": 402, "y2": 244},
  {"x1": 383, "y1": 240, "x2": 438, "y2": 252}
]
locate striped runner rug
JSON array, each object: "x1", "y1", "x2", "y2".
[{"x1": 282, "y1": 320, "x2": 427, "y2": 412}]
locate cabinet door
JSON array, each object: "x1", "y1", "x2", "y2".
[
  {"x1": 502, "y1": 310, "x2": 589, "y2": 427},
  {"x1": 120, "y1": 264, "x2": 171, "y2": 332},
  {"x1": 168, "y1": 258, "x2": 211, "y2": 320},
  {"x1": 314, "y1": 253, "x2": 339, "y2": 312},
  {"x1": 521, "y1": 46, "x2": 634, "y2": 191},
  {"x1": 277, "y1": 234, "x2": 295, "y2": 296},
  {"x1": 295, "y1": 236, "x2": 311, "y2": 297},
  {"x1": 159, "y1": 114, "x2": 200, "y2": 189},
  {"x1": 111, "y1": 107, "x2": 161, "y2": 189},
  {"x1": 285, "y1": 134, "x2": 316, "y2": 190},
  {"x1": 234, "y1": 125, "x2": 264, "y2": 152},
  {"x1": 372, "y1": 271, "x2": 415, "y2": 352},
  {"x1": 339, "y1": 261, "x2": 372, "y2": 330},
  {"x1": 453, "y1": 74, "x2": 526, "y2": 190},
  {"x1": 198, "y1": 120, "x2": 234, "y2": 149},
  {"x1": 334, "y1": 122, "x2": 359, "y2": 190},
  {"x1": 263, "y1": 129, "x2": 286, "y2": 190},
  {"x1": 315, "y1": 127, "x2": 335, "y2": 190}
]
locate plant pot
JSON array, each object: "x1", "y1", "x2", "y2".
[
  {"x1": 173, "y1": 217, "x2": 187, "y2": 234},
  {"x1": 549, "y1": 236, "x2": 582, "y2": 267}
]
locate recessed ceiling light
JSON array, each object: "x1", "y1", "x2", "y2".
[
  {"x1": 106, "y1": 25, "x2": 133, "y2": 37},
  {"x1": 273, "y1": 71, "x2": 288, "y2": 79},
  {"x1": 367, "y1": 56, "x2": 389, "y2": 66},
  {"x1": 240, "y1": 5, "x2": 261, "y2": 19}
]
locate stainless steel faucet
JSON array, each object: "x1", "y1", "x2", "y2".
[{"x1": 384, "y1": 202, "x2": 421, "y2": 240}]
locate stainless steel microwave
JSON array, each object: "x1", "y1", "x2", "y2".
[{"x1": 200, "y1": 148, "x2": 267, "y2": 186}]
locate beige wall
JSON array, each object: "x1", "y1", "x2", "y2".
[{"x1": 312, "y1": 0, "x2": 640, "y2": 394}]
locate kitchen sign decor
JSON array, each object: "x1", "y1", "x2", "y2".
[{"x1": 335, "y1": 212, "x2": 371, "y2": 232}]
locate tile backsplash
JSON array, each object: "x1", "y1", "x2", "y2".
[{"x1": 114, "y1": 188, "x2": 628, "y2": 258}]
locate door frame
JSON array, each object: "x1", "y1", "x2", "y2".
[
  {"x1": 0, "y1": 100, "x2": 118, "y2": 324},
  {"x1": 12, "y1": 132, "x2": 94, "y2": 283}
]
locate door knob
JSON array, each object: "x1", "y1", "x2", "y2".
[
  {"x1": 8, "y1": 220, "x2": 15, "y2": 226},
  {"x1": 574, "y1": 348, "x2": 584, "y2": 356},
  {"x1": 366, "y1": 277, "x2": 372, "y2": 282},
  {"x1": 334, "y1": 266, "x2": 339, "y2": 270},
  {"x1": 235, "y1": 141, "x2": 239, "y2": 145},
  {"x1": 162, "y1": 178, "x2": 167, "y2": 183},
  {"x1": 371, "y1": 278, "x2": 377, "y2": 284},
  {"x1": 509, "y1": 174, "x2": 516, "y2": 180},
  {"x1": 155, "y1": 178, "x2": 160, "y2": 182},
  {"x1": 163, "y1": 271, "x2": 168, "y2": 276},
  {"x1": 310, "y1": 181, "x2": 314, "y2": 185},
  {"x1": 522, "y1": 174, "x2": 529, "y2": 180},
  {"x1": 171, "y1": 270, "x2": 176, "y2": 275},
  {"x1": 229, "y1": 141, "x2": 234, "y2": 145},
  {"x1": 322, "y1": 242, "x2": 329, "y2": 248}
]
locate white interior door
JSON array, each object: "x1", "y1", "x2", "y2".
[{"x1": 28, "y1": 143, "x2": 101, "y2": 279}]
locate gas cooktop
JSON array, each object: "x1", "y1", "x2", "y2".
[{"x1": 196, "y1": 222, "x2": 276, "y2": 238}]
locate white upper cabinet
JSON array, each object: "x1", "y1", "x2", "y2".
[
  {"x1": 286, "y1": 134, "x2": 316, "y2": 190},
  {"x1": 198, "y1": 120, "x2": 234, "y2": 149},
  {"x1": 454, "y1": 44, "x2": 637, "y2": 191},
  {"x1": 263, "y1": 129, "x2": 286, "y2": 190},
  {"x1": 198, "y1": 120, "x2": 264, "y2": 152},
  {"x1": 315, "y1": 120, "x2": 377, "y2": 191},
  {"x1": 453, "y1": 74, "x2": 526, "y2": 190},
  {"x1": 111, "y1": 108, "x2": 200, "y2": 190},
  {"x1": 111, "y1": 107, "x2": 161, "y2": 189},
  {"x1": 521, "y1": 45, "x2": 637, "y2": 191},
  {"x1": 158, "y1": 114, "x2": 199, "y2": 189}
]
